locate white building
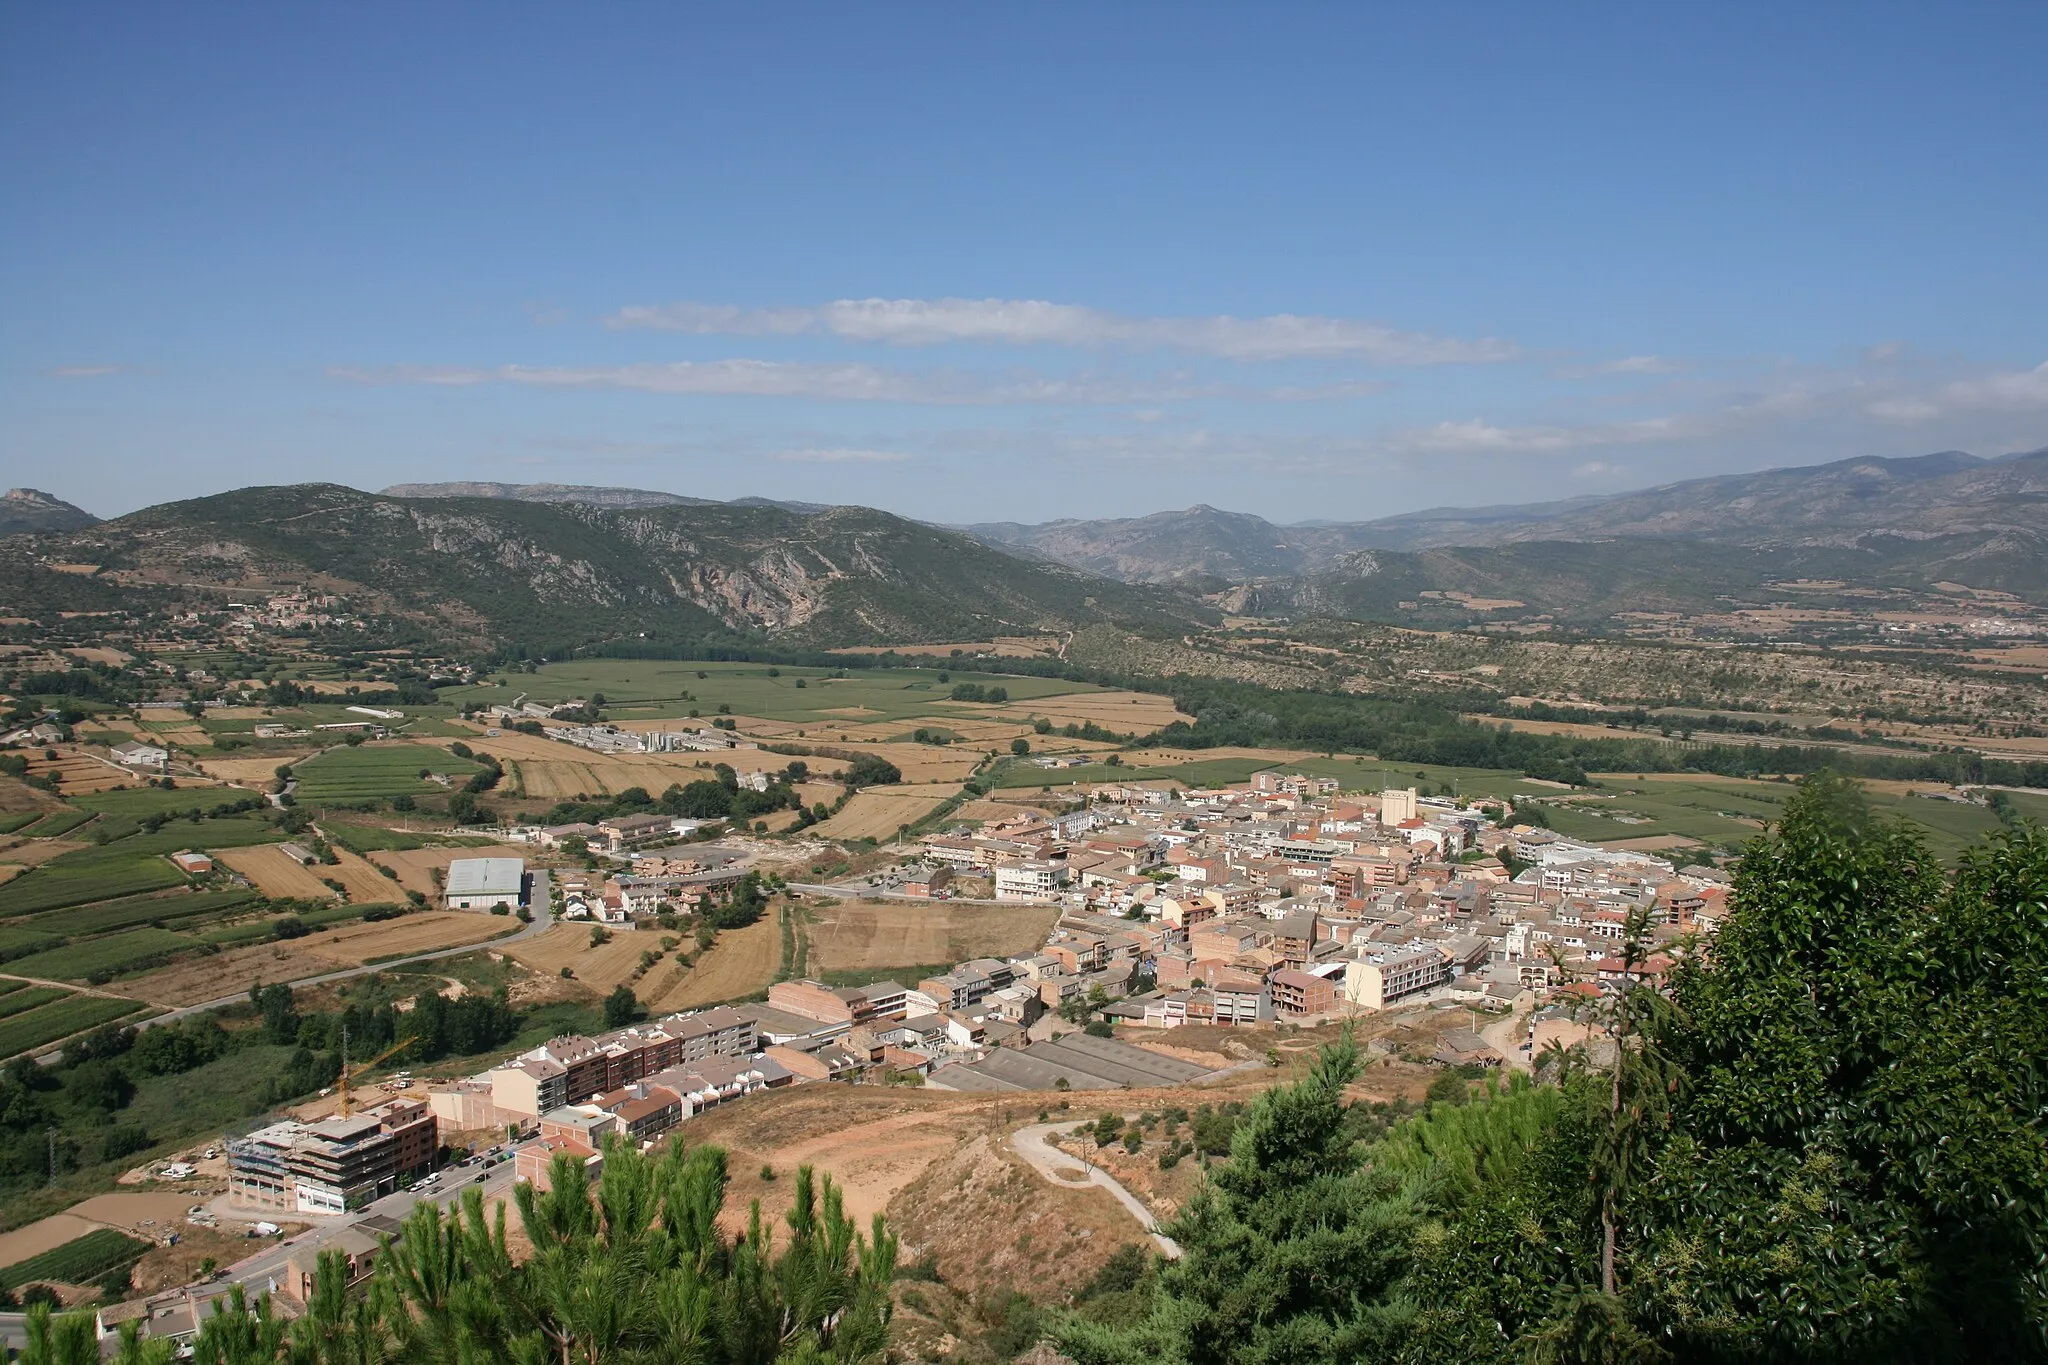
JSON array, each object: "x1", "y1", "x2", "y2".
[
  {"x1": 111, "y1": 741, "x2": 169, "y2": 770},
  {"x1": 993, "y1": 861, "x2": 1065, "y2": 902},
  {"x1": 444, "y1": 857, "x2": 525, "y2": 911},
  {"x1": 1342, "y1": 942, "x2": 1450, "y2": 1010}
]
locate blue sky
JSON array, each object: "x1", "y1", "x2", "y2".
[{"x1": 4, "y1": 3, "x2": 2046, "y2": 523}]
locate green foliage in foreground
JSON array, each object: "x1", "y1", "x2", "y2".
[
  {"x1": 1060, "y1": 776, "x2": 2048, "y2": 1364},
  {"x1": 24, "y1": 1140, "x2": 897, "y2": 1365}
]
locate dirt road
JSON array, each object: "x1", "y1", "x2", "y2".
[{"x1": 1007, "y1": 1121, "x2": 1182, "y2": 1259}]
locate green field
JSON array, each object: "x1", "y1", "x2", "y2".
[
  {"x1": 0, "y1": 994, "x2": 148, "y2": 1059},
  {"x1": 320, "y1": 820, "x2": 494, "y2": 854},
  {"x1": 0, "y1": 987, "x2": 68, "y2": 1018},
  {"x1": 440, "y1": 660, "x2": 1097, "y2": 725},
  {"x1": 0, "y1": 926, "x2": 64, "y2": 963},
  {"x1": 0, "y1": 979, "x2": 29, "y2": 997},
  {"x1": 1530, "y1": 775, "x2": 2025, "y2": 862},
  {"x1": 0, "y1": 812, "x2": 44, "y2": 835},
  {"x1": 44, "y1": 889, "x2": 263, "y2": 938},
  {"x1": 0, "y1": 1227, "x2": 151, "y2": 1289},
  {"x1": 0, "y1": 818, "x2": 279, "y2": 917},
  {"x1": 70, "y1": 787, "x2": 250, "y2": 817},
  {"x1": 5, "y1": 927, "x2": 199, "y2": 982},
  {"x1": 291, "y1": 743, "x2": 482, "y2": 802},
  {"x1": 19, "y1": 810, "x2": 94, "y2": 838}
]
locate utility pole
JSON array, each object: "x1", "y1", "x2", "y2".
[{"x1": 47, "y1": 1126, "x2": 57, "y2": 1184}]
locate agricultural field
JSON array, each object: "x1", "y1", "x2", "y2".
[
  {"x1": 0, "y1": 987, "x2": 68, "y2": 1018},
  {"x1": 0, "y1": 993, "x2": 149, "y2": 1059},
  {"x1": 0, "y1": 818, "x2": 281, "y2": 917},
  {"x1": 804, "y1": 899, "x2": 1059, "y2": 978},
  {"x1": 21, "y1": 751, "x2": 133, "y2": 795},
  {"x1": 289, "y1": 742, "x2": 482, "y2": 803},
  {"x1": 294, "y1": 913, "x2": 511, "y2": 965},
  {"x1": 4, "y1": 926, "x2": 198, "y2": 982},
  {"x1": 216, "y1": 845, "x2": 348, "y2": 900},
  {"x1": 0, "y1": 1227, "x2": 151, "y2": 1290},
  {"x1": 39, "y1": 888, "x2": 262, "y2": 937},
  {"x1": 320, "y1": 820, "x2": 495, "y2": 855},
  {"x1": 365, "y1": 843, "x2": 528, "y2": 898},
  {"x1": 502, "y1": 922, "x2": 667, "y2": 998},
  {"x1": 118, "y1": 940, "x2": 346, "y2": 1008},
  {"x1": 441, "y1": 660, "x2": 1105, "y2": 726},
  {"x1": 810, "y1": 785, "x2": 962, "y2": 841},
  {"x1": 650, "y1": 915, "x2": 781, "y2": 1011}
]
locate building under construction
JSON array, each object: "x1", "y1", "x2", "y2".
[{"x1": 225, "y1": 1097, "x2": 437, "y2": 1215}]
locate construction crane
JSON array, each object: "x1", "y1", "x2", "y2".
[{"x1": 337, "y1": 1027, "x2": 418, "y2": 1120}]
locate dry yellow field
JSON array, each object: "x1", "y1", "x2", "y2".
[
  {"x1": 195, "y1": 754, "x2": 314, "y2": 787},
  {"x1": 995, "y1": 690, "x2": 1191, "y2": 730},
  {"x1": 1120, "y1": 744, "x2": 1317, "y2": 767},
  {"x1": 0, "y1": 837, "x2": 88, "y2": 868},
  {"x1": 217, "y1": 844, "x2": 344, "y2": 900},
  {"x1": 301, "y1": 913, "x2": 511, "y2": 964},
  {"x1": 653, "y1": 915, "x2": 781, "y2": 1010},
  {"x1": 503, "y1": 923, "x2": 661, "y2": 996},
  {"x1": 328, "y1": 848, "x2": 407, "y2": 902},
  {"x1": 812, "y1": 786, "x2": 961, "y2": 840},
  {"x1": 123, "y1": 941, "x2": 346, "y2": 1007},
  {"x1": 806, "y1": 899, "x2": 1059, "y2": 975},
  {"x1": 368, "y1": 844, "x2": 529, "y2": 898},
  {"x1": 25, "y1": 751, "x2": 146, "y2": 795}
]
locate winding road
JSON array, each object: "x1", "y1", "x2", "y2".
[{"x1": 1007, "y1": 1120, "x2": 1182, "y2": 1259}]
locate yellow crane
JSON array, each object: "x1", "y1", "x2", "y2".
[{"x1": 337, "y1": 1029, "x2": 418, "y2": 1119}]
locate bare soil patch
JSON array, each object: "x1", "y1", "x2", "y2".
[
  {"x1": 0, "y1": 1214, "x2": 99, "y2": 1268},
  {"x1": 328, "y1": 848, "x2": 406, "y2": 902}
]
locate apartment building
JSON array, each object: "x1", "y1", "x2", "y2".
[
  {"x1": 1343, "y1": 943, "x2": 1451, "y2": 1010},
  {"x1": 228, "y1": 1098, "x2": 437, "y2": 1215}
]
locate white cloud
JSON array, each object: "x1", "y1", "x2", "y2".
[
  {"x1": 330, "y1": 359, "x2": 1391, "y2": 406},
  {"x1": 1572, "y1": 461, "x2": 1622, "y2": 478},
  {"x1": 48, "y1": 364, "x2": 126, "y2": 378},
  {"x1": 606, "y1": 296, "x2": 1519, "y2": 365},
  {"x1": 330, "y1": 360, "x2": 1215, "y2": 406},
  {"x1": 767, "y1": 448, "x2": 910, "y2": 463},
  {"x1": 1940, "y1": 360, "x2": 2048, "y2": 412}
]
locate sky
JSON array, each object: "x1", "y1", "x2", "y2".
[{"x1": 3, "y1": 3, "x2": 2047, "y2": 524}]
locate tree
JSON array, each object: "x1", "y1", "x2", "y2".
[
  {"x1": 157, "y1": 1139, "x2": 896, "y2": 1365},
  {"x1": 1012, "y1": 738, "x2": 1031, "y2": 757},
  {"x1": 602, "y1": 984, "x2": 640, "y2": 1029}
]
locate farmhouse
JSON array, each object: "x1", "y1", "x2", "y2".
[
  {"x1": 444, "y1": 857, "x2": 526, "y2": 911},
  {"x1": 111, "y1": 741, "x2": 168, "y2": 769}
]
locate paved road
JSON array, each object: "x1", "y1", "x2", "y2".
[
  {"x1": 220, "y1": 1156, "x2": 525, "y2": 1298},
  {"x1": 16, "y1": 871, "x2": 554, "y2": 1063},
  {"x1": 1008, "y1": 1120, "x2": 1182, "y2": 1259}
]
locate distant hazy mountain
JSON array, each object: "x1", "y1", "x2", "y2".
[
  {"x1": 382, "y1": 481, "x2": 832, "y2": 515},
  {"x1": 968, "y1": 448, "x2": 2048, "y2": 582},
  {"x1": 0, "y1": 488, "x2": 98, "y2": 538},
  {"x1": 23, "y1": 483, "x2": 1210, "y2": 648}
]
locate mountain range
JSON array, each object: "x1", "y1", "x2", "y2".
[
  {"x1": 0, "y1": 488, "x2": 98, "y2": 539},
  {"x1": 3, "y1": 447, "x2": 2041, "y2": 650},
  {"x1": 964, "y1": 447, "x2": 2048, "y2": 582},
  {"x1": 4, "y1": 484, "x2": 1207, "y2": 649}
]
